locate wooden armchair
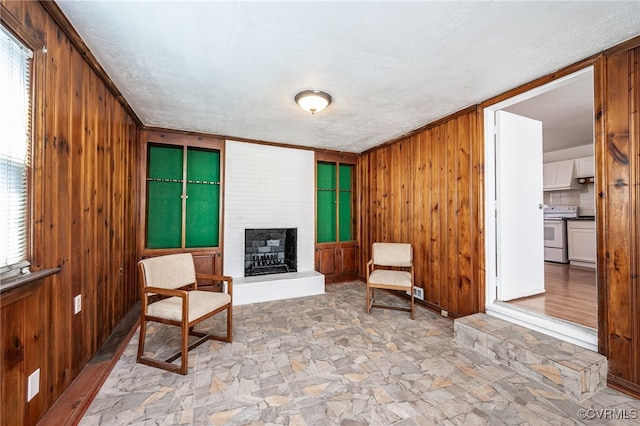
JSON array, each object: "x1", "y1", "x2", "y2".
[
  {"x1": 366, "y1": 242, "x2": 415, "y2": 319},
  {"x1": 137, "y1": 253, "x2": 233, "y2": 374}
]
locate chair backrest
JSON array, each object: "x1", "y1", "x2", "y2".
[
  {"x1": 138, "y1": 253, "x2": 196, "y2": 290},
  {"x1": 372, "y1": 242, "x2": 413, "y2": 267}
]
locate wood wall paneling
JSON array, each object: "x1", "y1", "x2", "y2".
[
  {"x1": 600, "y1": 44, "x2": 640, "y2": 394},
  {"x1": 0, "y1": 1, "x2": 140, "y2": 423},
  {"x1": 357, "y1": 110, "x2": 483, "y2": 317}
]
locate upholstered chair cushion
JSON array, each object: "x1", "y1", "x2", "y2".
[
  {"x1": 147, "y1": 291, "x2": 231, "y2": 322},
  {"x1": 369, "y1": 269, "x2": 412, "y2": 288},
  {"x1": 139, "y1": 253, "x2": 196, "y2": 289},
  {"x1": 372, "y1": 242, "x2": 413, "y2": 267}
]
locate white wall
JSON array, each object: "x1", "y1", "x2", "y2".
[
  {"x1": 223, "y1": 140, "x2": 315, "y2": 278},
  {"x1": 543, "y1": 144, "x2": 593, "y2": 162}
]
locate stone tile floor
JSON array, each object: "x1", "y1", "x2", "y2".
[{"x1": 80, "y1": 282, "x2": 640, "y2": 425}]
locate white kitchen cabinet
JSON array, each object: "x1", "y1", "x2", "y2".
[
  {"x1": 567, "y1": 220, "x2": 596, "y2": 268},
  {"x1": 543, "y1": 160, "x2": 577, "y2": 191},
  {"x1": 574, "y1": 156, "x2": 595, "y2": 178}
]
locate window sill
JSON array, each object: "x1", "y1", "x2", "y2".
[{"x1": 0, "y1": 268, "x2": 60, "y2": 295}]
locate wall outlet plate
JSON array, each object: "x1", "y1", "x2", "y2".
[
  {"x1": 441, "y1": 309, "x2": 449, "y2": 318},
  {"x1": 27, "y1": 368, "x2": 40, "y2": 401},
  {"x1": 74, "y1": 294, "x2": 82, "y2": 314}
]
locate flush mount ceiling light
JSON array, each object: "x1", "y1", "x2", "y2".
[{"x1": 294, "y1": 90, "x2": 332, "y2": 115}]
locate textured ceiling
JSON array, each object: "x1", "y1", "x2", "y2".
[{"x1": 57, "y1": 1, "x2": 640, "y2": 153}]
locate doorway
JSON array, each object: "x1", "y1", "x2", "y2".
[{"x1": 484, "y1": 67, "x2": 598, "y2": 351}]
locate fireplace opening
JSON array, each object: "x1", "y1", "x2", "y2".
[{"x1": 245, "y1": 228, "x2": 297, "y2": 277}]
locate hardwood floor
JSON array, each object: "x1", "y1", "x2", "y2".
[{"x1": 508, "y1": 263, "x2": 597, "y2": 329}]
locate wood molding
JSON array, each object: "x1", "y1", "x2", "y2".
[
  {"x1": 144, "y1": 128, "x2": 224, "y2": 149},
  {"x1": 605, "y1": 34, "x2": 640, "y2": 58},
  {"x1": 481, "y1": 54, "x2": 601, "y2": 108},
  {"x1": 1, "y1": 3, "x2": 41, "y2": 50},
  {"x1": 143, "y1": 126, "x2": 358, "y2": 158},
  {"x1": 607, "y1": 374, "x2": 640, "y2": 400},
  {"x1": 37, "y1": 306, "x2": 141, "y2": 426},
  {"x1": 593, "y1": 54, "x2": 608, "y2": 357},
  {"x1": 38, "y1": 1, "x2": 143, "y2": 127},
  {"x1": 315, "y1": 150, "x2": 358, "y2": 164}
]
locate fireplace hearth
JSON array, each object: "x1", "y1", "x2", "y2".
[{"x1": 245, "y1": 228, "x2": 297, "y2": 277}]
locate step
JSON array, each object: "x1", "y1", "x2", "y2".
[{"x1": 454, "y1": 313, "x2": 607, "y2": 401}]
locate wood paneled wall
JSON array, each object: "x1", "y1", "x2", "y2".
[
  {"x1": 357, "y1": 108, "x2": 484, "y2": 317},
  {"x1": 598, "y1": 39, "x2": 640, "y2": 396},
  {"x1": 0, "y1": 1, "x2": 140, "y2": 423}
]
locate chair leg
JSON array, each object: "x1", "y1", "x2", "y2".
[
  {"x1": 411, "y1": 291, "x2": 415, "y2": 320},
  {"x1": 180, "y1": 320, "x2": 189, "y2": 375},
  {"x1": 137, "y1": 317, "x2": 147, "y2": 362},
  {"x1": 366, "y1": 286, "x2": 375, "y2": 314},
  {"x1": 226, "y1": 305, "x2": 233, "y2": 342},
  {"x1": 366, "y1": 284, "x2": 370, "y2": 313}
]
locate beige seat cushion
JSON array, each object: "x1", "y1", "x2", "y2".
[
  {"x1": 369, "y1": 270, "x2": 412, "y2": 288},
  {"x1": 147, "y1": 290, "x2": 231, "y2": 322}
]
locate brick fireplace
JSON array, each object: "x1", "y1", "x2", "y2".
[
  {"x1": 223, "y1": 140, "x2": 324, "y2": 305},
  {"x1": 245, "y1": 228, "x2": 297, "y2": 277}
]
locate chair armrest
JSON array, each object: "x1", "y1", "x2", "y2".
[
  {"x1": 366, "y1": 259, "x2": 373, "y2": 279},
  {"x1": 195, "y1": 273, "x2": 233, "y2": 296},
  {"x1": 143, "y1": 286, "x2": 188, "y2": 298}
]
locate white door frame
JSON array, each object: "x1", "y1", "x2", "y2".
[{"x1": 483, "y1": 66, "x2": 597, "y2": 351}]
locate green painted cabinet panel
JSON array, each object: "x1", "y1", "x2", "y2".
[
  {"x1": 147, "y1": 181, "x2": 182, "y2": 248},
  {"x1": 148, "y1": 145, "x2": 183, "y2": 179},
  {"x1": 146, "y1": 144, "x2": 220, "y2": 249},
  {"x1": 338, "y1": 165, "x2": 353, "y2": 242},
  {"x1": 185, "y1": 149, "x2": 220, "y2": 247},
  {"x1": 316, "y1": 162, "x2": 354, "y2": 243},
  {"x1": 317, "y1": 163, "x2": 337, "y2": 243},
  {"x1": 147, "y1": 146, "x2": 183, "y2": 248},
  {"x1": 317, "y1": 189, "x2": 337, "y2": 243}
]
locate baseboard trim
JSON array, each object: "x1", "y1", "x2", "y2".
[{"x1": 37, "y1": 304, "x2": 140, "y2": 426}]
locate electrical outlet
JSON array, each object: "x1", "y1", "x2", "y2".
[
  {"x1": 441, "y1": 309, "x2": 449, "y2": 318},
  {"x1": 27, "y1": 369, "x2": 40, "y2": 402},
  {"x1": 413, "y1": 287, "x2": 424, "y2": 300},
  {"x1": 74, "y1": 294, "x2": 82, "y2": 314}
]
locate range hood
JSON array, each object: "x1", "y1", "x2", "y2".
[{"x1": 543, "y1": 160, "x2": 577, "y2": 191}]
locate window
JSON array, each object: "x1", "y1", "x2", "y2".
[
  {"x1": 146, "y1": 144, "x2": 221, "y2": 249},
  {"x1": 1, "y1": 26, "x2": 33, "y2": 278},
  {"x1": 316, "y1": 162, "x2": 355, "y2": 243}
]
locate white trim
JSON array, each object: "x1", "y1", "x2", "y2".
[
  {"x1": 483, "y1": 66, "x2": 598, "y2": 352},
  {"x1": 232, "y1": 271, "x2": 325, "y2": 306},
  {"x1": 486, "y1": 302, "x2": 597, "y2": 351}
]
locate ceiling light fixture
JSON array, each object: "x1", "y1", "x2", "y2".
[{"x1": 295, "y1": 90, "x2": 332, "y2": 115}]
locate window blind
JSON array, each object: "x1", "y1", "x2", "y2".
[{"x1": 0, "y1": 26, "x2": 32, "y2": 275}]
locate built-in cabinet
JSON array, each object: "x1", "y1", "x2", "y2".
[
  {"x1": 315, "y1": 151, "x2": 358, "y2": 283},
  {"x1": 315, "y1": 242, "x2": 358, "y2": 283},
  {"x1": 139, "y1": 130, "x2": 224, "y2": 277},
  {"x1": 567, "y1": 220, "x2": 596, "y2": 268},
  {"x1": 574, "y1": 156, "x2": 595, "y2": 178},
  {"x1": 543, "y1": 159, "x2": 577, "y2": 191}
]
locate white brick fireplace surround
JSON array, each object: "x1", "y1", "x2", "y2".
[{"x1": 223, "y1": 140, "x2": 324, "y2": 305}]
